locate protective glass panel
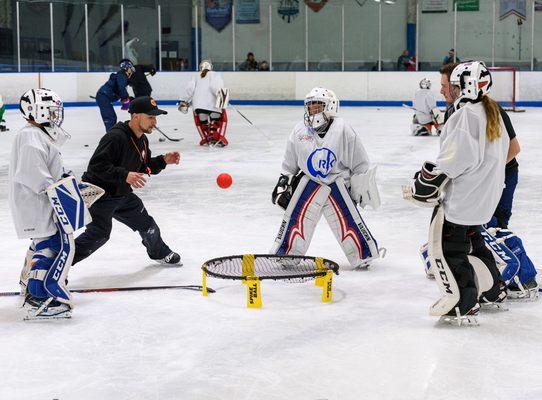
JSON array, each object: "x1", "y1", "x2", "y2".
[
  {"x1": 235, "y1": 1, "x2": 270, "y2": 71},
  {"x1": 494, "y1": 0, "x2": 533, "y2": 69},
  {"x1": 307, "y1": 3, "x2": 341, "y2": 71},
  {"x1": 382, "y1": 2, "x2": 409, "y2": 71},
  {"x1": 53, "y1": 3, "x2": 86, "y2": 71},
  {"x1": 456, "y1": 0, "x2": 493, "y2": 67},
  {"x1": 19, "y1": 1, "x2": 51, "y2": 72},
  {"x1": 535, "y1": 1, "x2": 542, "y2": 70},
  {"x1": 200, "y1": 2, "x2": 233, "y2": 71},
  {"x1": 0, "y1": 1, "x2": 17, "y2": 71},
  {"x1": 123, "y1": 4, "x2": 158, "y2": 68},
  {"x1": 160, "y1": 1, "x2": 193, "y2": 71},
  {"x1": 271, "y1": 1, "x2": 306, "y2": 71},
  {"x1": 88, "y1": 3, "x2": 121, "y2": 71},
  {"x1": 418, "y1": 2, "x2": 455, "y2": 71},
  {"x1": 344, "y1": 0, "x2": 379, "y2": 71}
]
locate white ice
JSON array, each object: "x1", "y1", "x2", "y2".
[{"x1": 1, "y1": 105, "x2": 542, "y2": 400}]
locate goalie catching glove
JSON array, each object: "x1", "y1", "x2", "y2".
[{"x1": 402, "y1": 161, "x2": 449, "y2": 207}]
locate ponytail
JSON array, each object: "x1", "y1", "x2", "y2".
[
  {"x1": 482, "y1": 96, "x2": 501, "y2": 142},
  {"x1": 200, "y1": 69, "x2": 209, "y2": 78}
]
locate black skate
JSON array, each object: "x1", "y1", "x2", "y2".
[
  {"x1": 158, "y1": 251, "x2": 182, "y2": 266},
  {"x1": 507, "y1": 279, "x2": 539, "y2": 301},
  {"x1": 439, "y1": 304, "x2": 480, "y2": 327}
]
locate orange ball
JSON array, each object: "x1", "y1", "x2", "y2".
[{"x1": 217, "y1": 173, "x2": 233, "y2": 189}]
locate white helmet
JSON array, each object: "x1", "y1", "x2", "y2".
[
  {"x1": 450, "y1": 61, "x2": 492, "y2": 109},
  {"x1": 304, "y1": 87, "x2": 339, "y2": 131},
  {"x1": 19, "y1": 88, "x2": 70, "y2": 146},
  {"x1": 419, "y1": 78, "x2": 431, "y2": 89},
  {"x1": 199, "y1": 59, "x2": 213, "y2": 72}
]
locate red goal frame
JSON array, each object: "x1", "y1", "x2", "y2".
[{"x1": 488, "y1": 66, "x2": 525, "y2": 112}]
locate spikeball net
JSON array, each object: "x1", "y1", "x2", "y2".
[{"x1": 201, "y1": 254, "x2": 340, "y2": 308}]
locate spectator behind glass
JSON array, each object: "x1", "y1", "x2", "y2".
[
  {"x1": 259, "y1": 60, "x2": 270, "y2": 71},
  {"x1": 397, "y1": 49, "x2": 411, "y2": 71},
  {"x1": 239, "y1": 52, "x2": 258, "y2": 71},
  {"x1": 443, "y1": 49, "x2": 460, "y2": 65}
]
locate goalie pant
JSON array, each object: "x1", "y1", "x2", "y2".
[
  {"x1": 270, "y1": 175, "x2": 379, "y2": 268},
  {"x1": 193, "y1": 108, "x2": 228, "y2": 146},
  {"x1": 428, "y1": 206, "x2": 504, "y2": 317}
]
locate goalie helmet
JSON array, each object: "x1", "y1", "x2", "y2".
[
  {"x1": 119, "y1": 58, "x2": 135, "y2": 74},
  {"x1": 19, "y1": 88, "x2": 71, "y2": 146},
  {"x1": 304, "y1": 87, "x2": 339, "y2": 131},
  {"x1": 419, "y1": 78, "x2": 431, "y2": 89},
  {"x1": 450, "y1": 61, "x2": 492, "y2": 109},
  {"x1": 199, "y1": 59, "x2": 213, "y2": 72}
]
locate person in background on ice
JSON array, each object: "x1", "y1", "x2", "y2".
[
  {"x1": 438, "y1": 62, "x2": 538, "y2": 300},
  {"x1": 411, "y1": 78, "x2": 442, "y2": 136},
  {"x1": 96, "y1": 59, "x2": 135, "y2": 132},
  {"x1": 129, "y1": 64, "x2": 157, "y2": 98},
  {"x1": 10, "y1": 89, "x2": 83, "y2": 319},
  {"x1": 270, "y1": 87, "x2": 382, "y2": 269},
  {"x1": 178, "y1": 60, "x2": 229, "y2": 147},
  {"x1": 404, "y1": 61, "x2": 509, "y2": 325},
  {"x1": 73, "y1": 96, "x2": 182, "y2": 267}
]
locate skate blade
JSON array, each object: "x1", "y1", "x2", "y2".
[
  {"x1": 480, "y1": 302, "x2": 509, "y2": 312},
  {"x1": 24, "y1": 309, "x2": 72, "y2": 321},
  {"x1": 438, "y1": 314, "x2": 479, "y2": 327},
  {"x1": 506, "y1": 289, "x2": 539, "y2": 302}
]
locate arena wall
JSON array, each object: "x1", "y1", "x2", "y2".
[{"x1": 1, "y1": 71, "x2": 540, "y2": 107}]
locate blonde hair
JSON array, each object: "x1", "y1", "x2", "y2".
[{"x1": 481, "y1": 96, "x2": 501, "y2": 142}]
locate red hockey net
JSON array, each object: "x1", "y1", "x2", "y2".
[{"x1": 488, "y1": 67, "x2": 525, "y2": 112}]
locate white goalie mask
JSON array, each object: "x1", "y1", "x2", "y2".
[
  {"x1": 419, "y1": 78, "x2": 431, "y2": 90},
  {"x1": 450, "y1": 61, "x2": 492, "y2": 110},
  {"x1": 199, "y1": 59, "x2": 213, "y2": 72},
  {"x1": 19, "y1": 88, "x2": 71, "y2": 146},
  {"x1": 304, "y1": 87, "x2": 339, "y2": 131}
]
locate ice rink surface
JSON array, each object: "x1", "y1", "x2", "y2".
[{"x1": 1, "y1": 104, "x2": 541, "y2": 400}]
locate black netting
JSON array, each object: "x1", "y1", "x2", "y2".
[{"x1": 202, "y1": 254, "x2": 339, "y2": 281}]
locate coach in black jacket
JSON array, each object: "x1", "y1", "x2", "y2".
[{"x1": 74, "y1": 96, "x2": 182, "y2": 266}]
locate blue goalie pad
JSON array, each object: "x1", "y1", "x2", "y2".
[
  {"x1": 480, "y1": 226, "x2": 520, "y2": 286},
  {"x1": 47, "y1": 176, "x2": 92, "y2": 234}
]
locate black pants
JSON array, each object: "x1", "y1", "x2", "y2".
[
  {"x1": 74, "y1": 193, "x2": 172, "y2": 264},
  {"x1": 442, "y1": 219, "x2": 502, "y2": 313}
]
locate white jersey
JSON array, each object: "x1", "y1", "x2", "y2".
[
  {"x1": 282, "y1": 117, "x2": 370, "y2": 185},
  {"x1": 436, "y1": 102, "x2": 509, "y2": 225},
  {"x1": 413, "y1": 88, "x2": 436, "y2": 124},
  {"x1": 9, "y1": 124, "x2": 64, "y2": 239},
  {"x1": 179, "y1": 71, "x2": 224, "y2": 113}
]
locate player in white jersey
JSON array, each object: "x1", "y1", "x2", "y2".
[
  {"x1": 404, "y1": 62, "x2": 509, "y2": 325},
  {"x1": 270, "y1": 87, "x2": 381, "y2": 268},
  {"x1": 0, "y1": 94, "x2": 7, "y2": 131},
  {"x1": 178, "y1": 60, "x2": 229, "y2": 147},
  {"x1": 411, "y1": 78, "x2": 442, "y2": 136},
  {"x1": 9, "y1": 88, "x2": 95, "y2": 320}
]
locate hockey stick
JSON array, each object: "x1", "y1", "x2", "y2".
[
  {"x1": 155, "y1": 126, "x2": 184, "y2": 142},
  {"x1": 0, "y1": 284, "x2": 215, "y2": 297}
]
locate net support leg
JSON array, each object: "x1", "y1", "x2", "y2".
[
  {"x1": 202, "y1": 269, "x2": 208, "y2": 297},
  {"x1": 243, "y1": 276, "x2": 262, "y2": 308},
  {"x1": 315, "y1": 257, "x2": 325, "y2": 287},
  {"x1": 321, "y1": 270, "x2": 333, "y2": 303}
]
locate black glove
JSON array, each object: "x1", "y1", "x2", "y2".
[
  {"x1": 150, "y1": 68, "x2": 156, "y2": 76},
  {"x1": 272, "y1": 174, "x2": 291, "y2": 210}
]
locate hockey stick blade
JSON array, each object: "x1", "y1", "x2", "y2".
[
  {"x1": 0, "y1": 284, "x2": 215, "y2": 297},
  {"x1": 89, "y1": 95, "x2": 96, "y2": 99},
  {"x1": 155, "y1": 126, "x2": 183, "y2": 142}
]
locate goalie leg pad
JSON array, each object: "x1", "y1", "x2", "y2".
[
  {"x1": 194, "y1": 111, "x2": 211, "y2": 145},
  {"x1": 428, "y1": 206, "x2": 473, "y2": 316},
  {"x1": 210, "y1": 110, "x2": 228, "y2": 146},
  {"x1": 270, "y1": 176, "x2": 330, "y2": 256},
  {"x1": 47, "y1": 176, "x2": 92, "y2": 234},
  {"x1": 323, "y1": 178, "x2": 380, "y2": 267},
  {"x1": 481, "y1": 227, "x2": 520, "y2": 286}
]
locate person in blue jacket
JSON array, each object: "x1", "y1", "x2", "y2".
[{"x1": 96, "y1": 59, "x2": 135, "y2": 132}]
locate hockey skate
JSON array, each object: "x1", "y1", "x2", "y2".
[
  {"x1": 439, "y1": 304, "x2": 480, "y2": 327},
  {"x1": 479, "y1": 283, "x2": 508, "y2": 311},
  {"x1": 22, "y1": 295, "x2": 72, "y2": 320},
  {"x1": 158, "y1": 251, "x2": 182, "y2": 266},
  {"x1": 507, "y1": 279, "x2": 539, "y2": 301}
]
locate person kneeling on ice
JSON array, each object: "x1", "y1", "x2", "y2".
[
  {"x1": 404, "y1": 61, "x2": 509, "y2": 325},
  {"x1": 411, "y1": 78, "x2": 443, "y2": 136},
  {"x1": 73, "y1": 96, "x2": 182, "y2": 266},
  {"x1": 178, "y1": 60, "x2": 229, "y2": 147},
  {"x1": 10, "y1": 89, "x2": 99, "y2": 319},
  {"x1": 270, "y1": 87, "x2": 382, "y2": 269}
]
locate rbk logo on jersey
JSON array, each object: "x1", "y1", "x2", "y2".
[{"x1": 307, "y1": 147, "x2": 337, "y2": 178}]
